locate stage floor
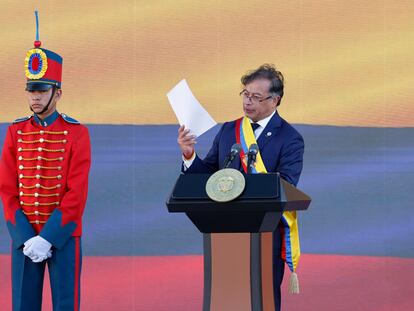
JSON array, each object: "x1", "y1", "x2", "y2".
[{"x1": 1, "y1": 254, "x2": 413, "y2": 310}]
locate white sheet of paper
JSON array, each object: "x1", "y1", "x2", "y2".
[{"x1": 167, "y1": 79, "x2": 217, "y2": 137}]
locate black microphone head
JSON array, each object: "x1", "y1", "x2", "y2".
[
  {"x1": 223, "y1": 143, "x2": 242, "y2": 168},
  {"x1": 248, "y1": 143, "x2": 259, "y2": 154},
  {"x1": 231, "y1": 143, "x2": 242, "y2": 154}
]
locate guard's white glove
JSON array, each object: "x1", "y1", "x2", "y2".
[{"x1": 23, "y1": 236, "x2": 52, "y2": 263}]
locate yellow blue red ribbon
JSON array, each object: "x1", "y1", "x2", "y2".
[{"x1": 235, "y1": 116, "x2": 300, "y2": 273}]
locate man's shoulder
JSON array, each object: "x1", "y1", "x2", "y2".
[
  {"x1": 12, "y1": 115, "x2": 33, "y2": 124},
  {"x1": 279, "y1": 116, "x2": 303, "y2": 140},
  {"x1": 215, "y1": 119, "x2": 240, "y2": 139},
  {"x1": 58, "y1": 113, "x2": 88, "y2": 131},
  {"x1": 7, "y1": 116, "x2": 33, "y2": 133},
  {"x1": 221, "y1": 117, "x2": 243, "y2": 129},
  {"x1": 60, "y1": 113, "x2": 81, "y2": 125}
]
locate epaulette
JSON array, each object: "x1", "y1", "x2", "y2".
[
  {"x1": 61, "y1": 113, "x2": 80, "y2": 124},
  {"x1": 13, "y1": 116, "x2": 32, "y2": 124}
]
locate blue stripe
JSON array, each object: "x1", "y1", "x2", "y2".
[
  {"x1": 42, "y1": 49, "x2": 62, "y2": 64},
  {"x1": 0, "y1": 124, "x2": 414, "y2": 258},
  {"x1": 239, "y1": 120, "x2": 249, "y2": 154},
  {"x1": 35, "y1": 10, "x2": 39, "y2": 41},
  {"x1": 281, "y1": 216, "x2": 294, "y2": 271}
]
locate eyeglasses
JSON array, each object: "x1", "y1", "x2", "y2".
[{"x1": 239, "y1": 89, "x2": 273, "y2": 104}]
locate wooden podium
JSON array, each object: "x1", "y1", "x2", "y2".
[{"x1": 167, "y1": 173, "x2": 311, "y2": 311}]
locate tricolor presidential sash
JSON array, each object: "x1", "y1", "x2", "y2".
[{"x1": 235, "y1": 116, "x2": 300, "y2": 293}]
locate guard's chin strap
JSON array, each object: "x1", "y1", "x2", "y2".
[{"x1": 38, "y1": 86, "x2": 57, "y2": 116}]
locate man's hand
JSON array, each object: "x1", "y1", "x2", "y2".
[
  {"x1": 177, "y1": 125, "x2": 196, "y2": 159},
  {"x1": 23, "y1": 236, "x2": 53, "y2": 263}
]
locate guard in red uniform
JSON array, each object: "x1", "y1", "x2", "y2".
[{"x1": 0, "y1": 11, "x2": 91, "y2": 311}]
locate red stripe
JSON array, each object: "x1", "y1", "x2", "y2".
[
  {"x1": 43, "y1": 58, "x2": 62, "y2": 83},
  {"x1": 235, "y1": 118, "x2": 248, "y2": 173},
  {"x1": 280, "y1": 226, "x2": 286, "y2": 261},
  {"x1": 1, "y1": 254, "x2": 414, "y2": 310},
  {"x1": 74, "y1": 237, "x2": 80, "y2": 311}
]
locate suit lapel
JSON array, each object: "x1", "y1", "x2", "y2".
[{"x1": 257, "y1": 111, "x2": 282, "y2": 150}]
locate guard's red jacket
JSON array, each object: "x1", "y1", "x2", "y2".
[{"x1": 0, "y1": 113, "x2": 91, "y2": 249}]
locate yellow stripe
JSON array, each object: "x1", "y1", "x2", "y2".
[
  {"x1": 20, "y1": 156, "x2": 63, "y2": 162},
  {"x1": 241, "y1": 117, "x2": 267, "y2": 173},
  {"x1": 19, "y1": 139, "x2": 66, "y2": 144},
  {"x1": 20, "y1": 166, "x2": 61, "y2": 170},
  {"x1": 19, "y1": 148, "x2": 64, "y2": 153},
  {"x1": 19, "y1": 175, "x2": 61, "y2": 179},
  {"x1": 19, "y1": 131, "x2": 67, "y2": 135},
  {"x1": 20, "y1": 193, "x2": 59, "y2": 197},
  {"x1": 23, "y1": 211, "x2": 52, "y2": 216},
  {"x1": 20, "y1": 183, "x2": 61, "y2": 190},
  {"x1": 26, "y1": 81, "x2": 57, "y2": 85},
  {"x1": 21, "y1": 202, "x2": 59, "y2": 206}
]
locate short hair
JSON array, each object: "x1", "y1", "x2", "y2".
[{"x1": 241, "y1": 64, "x2": 285, "y2": 106}]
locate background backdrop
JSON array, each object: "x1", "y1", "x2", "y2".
[{"x1": 1, "y1": 1, "x2": 413, "y2": 310}]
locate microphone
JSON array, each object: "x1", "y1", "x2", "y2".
[
  {"x1": 247, "y1": 144, "x2": 259, "y2": 173},
  {"x1": 223, "y1": 143, "x2": 242, "y2": 168}
]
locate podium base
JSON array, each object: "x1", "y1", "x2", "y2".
[{"x1": 203, "y1": 233, "x2": 277, "y2": 311}]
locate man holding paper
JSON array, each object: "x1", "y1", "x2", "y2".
[{"x1": 177, "y1": 64, "x2": 304, "y2": 311}]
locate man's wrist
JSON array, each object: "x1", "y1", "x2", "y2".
[{"x1": 183, "y1": 150, "x2": 195, "y2": 160}]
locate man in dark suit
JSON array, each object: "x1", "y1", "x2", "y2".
[{"x1": 177, "y1": 64, "x2": 304, "y2": 310}]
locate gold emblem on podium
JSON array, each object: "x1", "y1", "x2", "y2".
[{"x1": 206, "y1": 168, "x2": 245, "y2": 202}]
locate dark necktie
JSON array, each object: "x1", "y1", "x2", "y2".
[{"x1": 251, "y1": 123, "x2": 260, "y2": 131}]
